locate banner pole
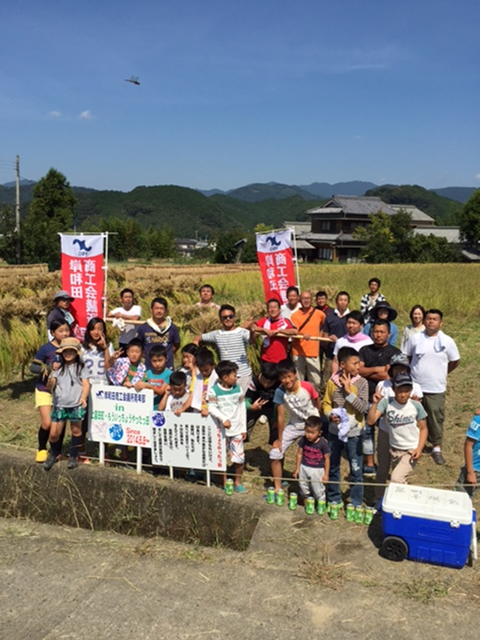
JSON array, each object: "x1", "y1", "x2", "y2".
[
  {"x1": 136, "y1": 446, "x2": 142, "y2": 474},
  {"x1": 290, "y1": 226, "x2": 301, "y2": 290},
  {"x1": 103, "y1": 232, "x2": 109, "y2": 319}
]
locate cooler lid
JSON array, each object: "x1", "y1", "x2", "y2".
[{"x1": 382, "y1": 483, "x2": 473, "y2": 525}]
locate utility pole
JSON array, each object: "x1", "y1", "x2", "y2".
[{"x1": 15, "y1": 154, "x2": 21, "y2": 263}]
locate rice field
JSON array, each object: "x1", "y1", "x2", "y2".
[
  {"x1": 207, "y1": 262, "x2": 480, "y2": 318},
  {"x1": 0, "y1": 261, "x2": 479, "y2": 378},
  {"x1": 0, "y1": 261, "x2": 479, "y2": 505}
]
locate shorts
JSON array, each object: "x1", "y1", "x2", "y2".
[
  {"x1": 51, "y1": 405, "x2": 86, "y2": 423},
  {"x1": 35, "y1": 390, "x2": 53, "y2": 408},
  {"x1": 226, "y1": 434, "x2": 245, "y2": 465},
  {"x1": 269, "y1": 423, "x2": 304, "y2": 461}
]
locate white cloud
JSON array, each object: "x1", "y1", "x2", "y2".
[
  {"x1": 79, "y1": 110, "x2": 94, "y2": 120},
  {"x1": 475, "y1": 173, "x2": 480, "y2": 181},
  {"x1": 48, "y1": 110, "x2": 61, "y2": 117}
]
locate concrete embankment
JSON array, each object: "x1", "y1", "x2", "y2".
[{"x1": 0, "y1": 450, "x2": 262, "y2": 550}]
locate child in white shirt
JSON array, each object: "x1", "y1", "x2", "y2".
[{"x1": 208, "y1": 361, "x2": 247, "y2": 493}]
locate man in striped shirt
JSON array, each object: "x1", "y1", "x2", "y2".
[{"x1": 195, "y1": 304, "x2": 252, "y2": 392}]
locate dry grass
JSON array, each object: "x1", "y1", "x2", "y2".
[
  {"x1": 297, "y1": 543, "x2": 349, "y2": 589},
  {"x1": 397, "y1": 577, "x2": 451, "y2": 602},
  {"x1": 0, "y1": 263, "x2": 48, "y2": 279}
]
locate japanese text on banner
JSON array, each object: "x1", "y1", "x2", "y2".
[
  {"x1": 256, "y1": 230, "x2": 296, "y2": 303},
  {"x1": 89, "y1": 384, "x2": 153, "y2": 447},
  {"x1": 60, "y1": 234, "x2": 105, "y2": 340},
  {"x1": 151, "y1": 411, "x2": 226, "y2": 471}
]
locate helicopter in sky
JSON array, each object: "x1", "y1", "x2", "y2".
[{"x1": 125, "y1": 76, "x2": 140, "y2": 86}]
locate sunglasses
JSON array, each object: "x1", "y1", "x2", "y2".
[{"x1": 220, "y1": 314, "x2": 235, "y2": 320}]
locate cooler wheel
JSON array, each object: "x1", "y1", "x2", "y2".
[{"x1": 381, "y1": 536, "x2": 408, "y2": 562}]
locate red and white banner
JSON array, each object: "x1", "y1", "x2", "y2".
[
  {"x1": 256, "y1": 229, "x2": 296, "y2": 304},
  {"x1": 60, "y1": 234, "x2": 105, "y2": 340}
]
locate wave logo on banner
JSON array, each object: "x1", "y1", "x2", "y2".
[
  {"x1": 71, "y1": 238, "x2": 94, "y2": 256},
  {"x1": 60, "y1": 234, "x2": 105, "y2": 340},
  {"x1": 256, "y1": 229, "x2": 296, "y2": 304}
]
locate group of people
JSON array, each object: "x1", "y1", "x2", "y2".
[{"x1": 32, "y1": 279, "x2": 479, "y2": 511}]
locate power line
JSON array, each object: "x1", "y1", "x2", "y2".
[{"x1": 0, "y1": 161, "x2": 16, "y2": 170}]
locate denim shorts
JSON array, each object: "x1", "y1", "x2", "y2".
[{"x1": 51, "y1": 405, "x2": 86, "y2": 422}]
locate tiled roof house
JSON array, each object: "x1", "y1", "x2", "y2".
[{"x1": 295, "y1": 195, "x2": 436, "y2": 262}]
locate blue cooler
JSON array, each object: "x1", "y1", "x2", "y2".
[{"x1": 381, "y1": 483, "x2": 476, "y2": 569}]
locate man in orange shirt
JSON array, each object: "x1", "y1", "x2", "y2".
[{"x1": 291, "y1": 291, "x2": 326, "y2": 392}]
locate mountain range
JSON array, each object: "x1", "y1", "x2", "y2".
[
  {"x1": 196, "y1": 181, "x2": 476, "y2": 204},
  {"x1": 0, "y1": 178, "x2": 475, "y2": 237},
  {"x1": 1, "y1": 179, "x2": 477, "y2": 204}
]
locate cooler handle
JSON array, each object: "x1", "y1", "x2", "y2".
[{"x1": 472, "y1": 521, "x2": 478, "y2": 561}]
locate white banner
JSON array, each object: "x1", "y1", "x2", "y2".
[
  {"x1": 89, "y1": 385, "x2": 153, "y2": 447},
  {"x1": 151, "y1": 412, "x2": 226, "y2": 471},
  {"x1": 256, "y1": 228, "x2": 292, "y2": 253},
  {"x1": 256, "y1": 228, "x2": 296, "y2": 303},
  {"x1": 60, "y1": 234, "x2": 104, "y2": 258}
]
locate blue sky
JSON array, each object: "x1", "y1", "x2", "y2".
[{"x1": 1, "y1": 0, "x2": 479, "y2": 192}]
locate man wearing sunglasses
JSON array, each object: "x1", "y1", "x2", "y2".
[{"x1": 195, "y1": 304, "x2": 252, "y2": 392}]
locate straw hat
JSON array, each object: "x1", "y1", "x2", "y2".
[{"x1": 56, "y1": 337, "x2": 82, "y2": 353}]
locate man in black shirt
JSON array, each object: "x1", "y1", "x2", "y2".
[
  {"x1": 315, "y1": 290, "x2": 334, "y2": 318},
  {"x1": 359, "y1": 319, "x2": 401, "y2": 474}
]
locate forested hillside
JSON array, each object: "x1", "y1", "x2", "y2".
[
  {"x1": 74, "y1": 186, "x2": 323, "y2": 236},
  {"x1": 1, "y1": 179, "x2": 467, "y2": 238},
  {"x1": 365, "y1": 184, "x2": 462, "y2": 225}
]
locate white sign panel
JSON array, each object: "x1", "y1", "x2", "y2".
[
  {"x1": 151, "y1": 411, "x2": 226, "y2": 471},
  {"x1": 89, "y1": 384, "x2": 154, "y2": 447}
]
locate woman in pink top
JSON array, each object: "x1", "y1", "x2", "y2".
[{"x1": 331, "y1": 311, "x2": 373, "y2": 374}]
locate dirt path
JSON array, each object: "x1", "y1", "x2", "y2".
[{"x1": 1, "y1": 511, "x2": 479, "y2": 640}]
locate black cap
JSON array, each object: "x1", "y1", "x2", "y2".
[
  {"x1": 390, "y1": 353, "x2": 410, "y2": 369},
  {"x1": 392, "y1": 372, "x2": 413, "y2": 388}
]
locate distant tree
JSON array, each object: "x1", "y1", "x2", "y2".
[
  {"x1": 123, "y1": 218, "x2": 147, "y2": 258},
  {"x1": 354, "y1": 210, "x2": 461, "y2": 263},
  {"x1": 188, "y1": 245, "x2": 215, "y2": 263},
  {"x1": 390, "y1": 210, "x2": 415, "y2": 260},
  {"x1": 459, "y1": 189, "x2": 480, "y2": 246},
  {"x1": 411, "y1": 235, "x2": 463, "y2": 263},
  {"x1": 22, "y1": 168, "x2": 76, "y2": 269},
  {"x1": 254, "y1": 223, "x2": 274, "y2": 233},
  {"x1": 240, "y1": 233, "x2": 258, "y2": 263},
  {"x1": 353, "y1": 211, "x2": 395, "y2": 263},
  {"x1": 0, "y1": 205, "x2": 18, "y2": 264},
  {"x1": 90, "y1": 217, "x2": 128, "y2": 261},
  {"x1": 214, "y1": 231, "x2": 245, "y2": 263},
  {"x1": 148, "y1": 226, "x2": 177, "y2": 259}
]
